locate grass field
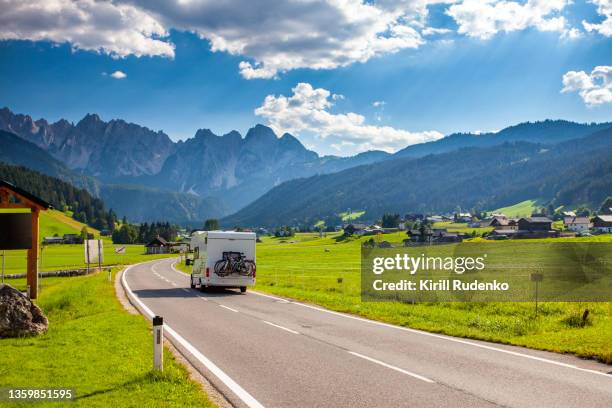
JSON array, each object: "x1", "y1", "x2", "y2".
[
  {"x1": 0, "y1": 269, "x2": 214, "y2": 407},
  {"x1": 488, "y1": 199, "x2": 542, "y2": 218},
  {"x1": 432, "y1": 221, "x2": 493, "y2": 235},
  {"x1": 339, "y1": 210, "x2": 366, "y2": 221},
  {"x1": 241, "y1": 232, "x2": 612, "y2": 363},
  {"x1": 1, "y1": 207, "x2": 173, "y2": 279},
  {"x1": 2, "y1": 244, "x2": 173, "y2": 277}
]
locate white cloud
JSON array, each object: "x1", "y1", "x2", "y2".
[
  {"x1": 120, "y1": 0, "x2": 442, "y2": 79},
  {"x1": 0, "y1": 0, "x2": 175, "y2": 58},
  {"x1": 110, "y1": 70, "x2": 127, "y2": 79},
  {"x1": 372, "y1": 101, "x2": 386, "y2": 107},
  {"x1": 421, "y1": 27, "x2": 453, "y2": 36},
  {"x1": 560, "y1": 27, "x2": 583, "y2": 40},
  {"x1": 255, "y1": 83, "x2": 443, "y2": 153},
  {"x1": 561, "y1": 66, "x2": 612, "y2": 106},
  {"x1": 447, "y1": 0, "x2": 569, "y2": 40},
  {"x1": 582, "y1": 0, "x2": 612, "y2": 37}
]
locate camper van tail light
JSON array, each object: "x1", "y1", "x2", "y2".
[{"x1": 206, "y1": 267, "x2": 210, "y2": 278}]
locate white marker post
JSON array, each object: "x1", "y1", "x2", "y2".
[{"x1": 153, "y1": 315, "x2": 164, "y2": 371}]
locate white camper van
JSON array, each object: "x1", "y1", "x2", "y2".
[{"x1": 190, "y1": 231, "x2": 256, "y2": 292}]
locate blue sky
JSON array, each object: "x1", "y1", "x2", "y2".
[{"x1": 0, "y1": 0, "x2": 610, "y2": 156}]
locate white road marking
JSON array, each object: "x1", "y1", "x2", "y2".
[
  {"x1": 122, "y1": 262, "x2": 265, "y2": 408},
  {"x1": 171, "y1": 282, "x2": 177, "y2": 286},
  {"x1": 219, "y1": 305, "x2": 239, "y2": 313},
  {"x1": 250, "y1": 291, "x2": 611, "y2": 378},
  {"x1": 348, "y1": 351, "x2": 435, "y2": 383},
  {"x1": 181, "y1": 288, "x2": 190, "y2": 293},
  {"x1": 262, "y1": 320, "x2": 300, "y2": 335},
  {"x1": 198, "y1": 296, "x2": 209, "y2": 301}
]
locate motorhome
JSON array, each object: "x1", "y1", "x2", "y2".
[{"x1": 190, "y1": 231, "x2": 256, "y2": 292}]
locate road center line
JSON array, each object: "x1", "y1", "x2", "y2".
[
  {"x1": 122, "y1": 262, "x2": 265, "y2": 408},
  {"x1": 250, "y1": 290, "x2": 610, "y2": 378},
  {"x1": 262, "y1": 320, "x2": 300, "y2": 335},
  {"x1": 219, "y1": 305, "x2": 239, "y2": 313},
  {"x1": 348, "y1": 351, "x2": 435, "y2": 383}
]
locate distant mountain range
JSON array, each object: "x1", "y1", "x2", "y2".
[
  {"x1": 222, "y1": 127, "x2": 612, "y2": 228},
  {"x1": 1, "y1": 106, "x2": 610, "y2": 226},
  {"x1": 0, "y1": 108, "x2": 388, "y2": 214}
]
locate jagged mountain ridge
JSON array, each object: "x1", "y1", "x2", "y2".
[{"x1": 0, "y1": 108, "x2": 389, "y2": 212}]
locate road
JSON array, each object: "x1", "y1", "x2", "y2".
[{"x1": 122, "y1": 258, "x2": 612, "y2": 408}]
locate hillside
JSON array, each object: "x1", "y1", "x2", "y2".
[
  {"x1": 4, "y1": 107, "x2": 610, "y2": 217},
  {"x1": 395, "y1": 120, "x2": 612, "y2": 158},
  {"x1": 0, "y1": 162, "x2": 114, "y2": 230},
  {"x1": 40, "y1": 209, "x2": 100, "y2": 238},
  {"x1": 0, "y1": 129, "x2": 229, "y2": 225},
  {"x1": 222, "y1": 127, "x2": 612, "y2": 227},
  {"x1": 100, "y1": 184, "x2": 227, "y2": 225}
]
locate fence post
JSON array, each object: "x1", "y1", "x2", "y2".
[{"x1": 153, "y1": 316, "x2": 164, "y2": 371}]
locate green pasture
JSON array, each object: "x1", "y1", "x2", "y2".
[
  {"x1": 488, "y1": 199, "x2": 542, "y2": 218},
  {"x1": 246, "y1": 232, "x2": 612, "y2": 363}
]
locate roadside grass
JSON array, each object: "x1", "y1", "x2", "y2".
[
  {"x1": 0, "y1": 269, "x2": 215, "y2": 407},
  {"x1": 247, "y1": 233, "x2": 612, "y2": 363}
]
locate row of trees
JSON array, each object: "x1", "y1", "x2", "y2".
[{"x1": 112, "y1": 220, "x2": 179, "y2": 244}]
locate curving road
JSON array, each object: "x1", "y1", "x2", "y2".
[{"x1": 122, "y1": 258, "x2": 612, "y2": 408}]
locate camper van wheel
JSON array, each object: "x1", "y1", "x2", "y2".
[
  {"x1": 199, "y1": 285, "x2": 208, "y2": 293},
  {"x1": 190, "y1": 278, "x2": 196, "y2": 289},
  {"x1": 240, "y1": 286, "x2": 247, "y2": 293}
]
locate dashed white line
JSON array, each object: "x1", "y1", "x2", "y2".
[
  {"x1": 250, "y1": 291, "x2": 610, "y2": 378},
  {"x1": 262, "y1": 320, "x2": 300, "y2": 335},
  {"x1": 348, "y1": 351, "x2": 435, "y2": 383},
  {"x1": 181, "y1": 288, "x2": 190, "y2": 293},
  {"x1": 121, "y1": 263, "x2": 265, "y2": 408},
  {"x1": 219, "y1": 305, "x2": 239, "y2": 313}
]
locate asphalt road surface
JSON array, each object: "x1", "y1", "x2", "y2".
[{"x1": 123, "y1": 258, "x2": 612, "y2": 408}]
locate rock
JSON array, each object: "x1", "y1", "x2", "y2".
[{"x1": 0, "y1": 284, "x2": 48, "y2": 338}]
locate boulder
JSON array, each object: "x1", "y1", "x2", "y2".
[{"x1": 0, "y1": 284, "x2": 48, "y2": 338}]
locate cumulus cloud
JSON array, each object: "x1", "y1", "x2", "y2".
[
  {"x1": 255, "y1": 83, "x2": 443, "y2": 153},
  {"x1": 372, "y1": 101, "x2": 386, "y2": 107},
  {"x1": 110, "y1": 70, "x2": 127, "y2": 79},
  {"x1": 123, "y1": 0, "x2": 436, "y2": 79},
  {"x1": 561, "y1": 66, "x2": 612, "y2": 106},
  {"x1": 446, "y1": 0, "x2": 569, "y2": 40},
  {"x1": 582, "y1": 0, "x2": 612, "y2": 37},
  {"x1": 0, "y1": 0, "x2": 175, "y2": 58}
]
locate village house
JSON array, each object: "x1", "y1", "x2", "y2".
[
  {"x1": 592, "y1": 215, "x2": 612, "y2": 233},
  {"x1": 145, "y1": 236, "x2": 170, "y2": 254},
  {"x1": 563, "y1": 216, "x2": 591, "y2": 232},
  {"x1": 345, "y1": 223, "x2": 368, "y2": 235},
  {"x1": 454, "y1": 212, "x2": 473, "y2": 223},
  {"x1": 489, "y1": 216, "x2": 518, "y2": 231}
]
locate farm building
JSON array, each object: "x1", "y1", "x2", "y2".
[
  {"x1": 593, "y1": 215, "x2": 612, "y2": 233},
  {"x1": 145, "y1": 236, "x2": 170, "y2": 254},
  {"x1": 517, "y1": 217, "x2": 553, "y2": 231},
  {"x1": 563, "y1": 216, "x2": 591, "y2": 232},
  {"x1": 43, "y1": 236, "x2": 64, "y2": 245},
  {"x1": 489, "y1": 216, "x2": 518, "y2": 230}
]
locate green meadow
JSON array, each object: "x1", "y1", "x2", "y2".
[
  {"x1": 0, "y1": 269, "x2": 214, "y2": 407},
  {"x1": 248, "y1": 232, "x2": 612, "y2": 363}
]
